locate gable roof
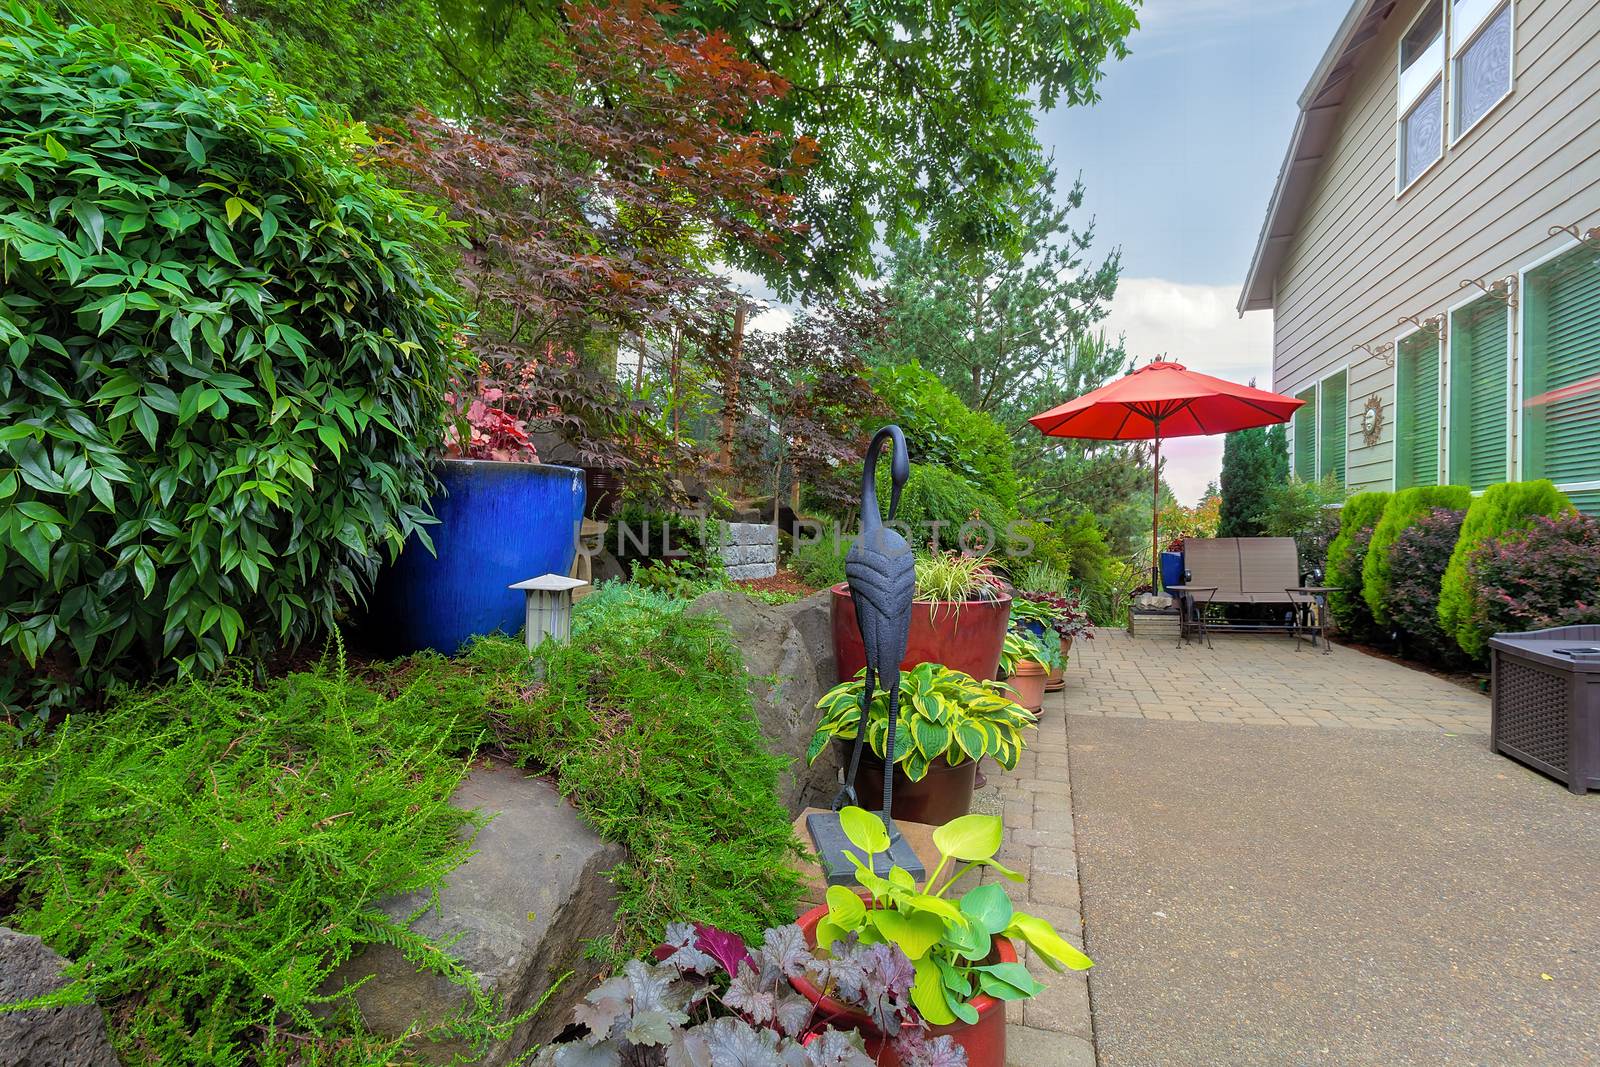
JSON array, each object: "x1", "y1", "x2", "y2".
[{"x1": 1237, "y1": 0, "x2": 1400, "y2": 314}]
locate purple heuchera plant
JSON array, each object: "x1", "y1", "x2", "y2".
[{"x1": 536, "y1": 922, "x2": 966, "y2": 1067}]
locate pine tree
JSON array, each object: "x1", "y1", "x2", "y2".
[{"x1": 1218, "y1": 425, "x2": 1288, "y2": 537}]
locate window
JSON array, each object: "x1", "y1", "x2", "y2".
[
  {"x1": 1453, "y1": 0, "x2": 1512, "y2": 136},
  {"x1": 1448, "y1": 297, "x2": 1510, "y2": 490},
  {"x1": 1293, "y1": 386, "x2": 1317, "y2": 481},
  {"x1": 1395, "y1": 330, "x2": 1442, "y2": 488},
  {"x1": 1397, "y1": 1, "x2": 1444, "y2": 190},
  {"x1": 1522, "y1": 244, "x2": 1600, "y2": 496},
  {"x1": 1318, "y1": 370, "x2": 1348, "y2": 486}
]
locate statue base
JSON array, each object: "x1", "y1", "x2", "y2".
[{"x1": 805, "y1": 811, "x2": 927, "y2": 887}]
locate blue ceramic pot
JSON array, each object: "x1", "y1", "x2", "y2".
[
  {"x1": 1160, "y1": 550, "x2": 1184, "y2": 592},
  {"x1": 1022, "y1": 619, "x2": 1047, "y2": 639},
  {"x1": 363, "y1": 459, "x2": 585, "y2": 655}
]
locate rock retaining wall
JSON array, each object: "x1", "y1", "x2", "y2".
[{"x1": 720, "y1": 522, "x2": 778, "y2": 580}]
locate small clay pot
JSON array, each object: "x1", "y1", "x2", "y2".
[
  {"x1": 792, "y1": 896, "x2": 1014, "y2": 1067},
  {"x1": 1002, "y1": 659, "x2": 1047, "y2": 713},
  {"x1": 1045, "y1": 661, "x2": 1065, "y2": 692}
]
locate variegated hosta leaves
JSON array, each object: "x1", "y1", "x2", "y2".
[{"x1": 807, "y1": 662, "x2": 1035, "y2": 779}]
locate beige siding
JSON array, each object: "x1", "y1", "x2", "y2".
[{"x1": 1270, "y1": 0, "x2": 1600, "y2": 493}]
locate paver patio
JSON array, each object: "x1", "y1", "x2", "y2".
[{"x1": 1033, "y1": 630, "x2": 1600, "y2": 1066}]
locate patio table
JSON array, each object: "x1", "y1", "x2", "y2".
[{"x1": 1165, "y1": 584, "x2": 1217, "y2": 650}]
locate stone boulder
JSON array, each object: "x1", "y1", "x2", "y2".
[
  {"x1": 322, "y1": 763, "x2": 623, "y2": 1065},
  {"x1": 0, "y1": 927, "x2": 120, "y2": 1067},
  {"x1": 686, "y1": 588, "x2": 841, "y2": 812}
]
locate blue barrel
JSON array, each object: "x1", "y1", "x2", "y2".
[
  {"x1": 1160, "y1": 550, "x2": 1184, "y2": 592},
  {"x1": 362, "y1": 459, "x2": 585, "y2": 655}
]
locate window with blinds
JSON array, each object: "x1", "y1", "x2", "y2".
[
  {"x1": 1293, "y1": 386, "x2": 1317, "y2": 481},
  {"x1": 1448, "y1": 297, "x2": 1510, "y2": 490},
  {"x1": 1318, "y1": 371, "x2": 1347, "y2": 486},
  {"x1": 1395, "y1": 331, "x2": 1441, "y2": 488},
  {"x1": 1522, "y1": 245, "x2": 1600, "y2": 499}
]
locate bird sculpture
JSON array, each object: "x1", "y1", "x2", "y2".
[{"x1": 836, "y1": 424, "x2": 915, "y2": 817}]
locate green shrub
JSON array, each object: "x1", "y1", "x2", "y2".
[
  {"x1": 1326, "y1": 491, "x2": 1390, "y2": 640},
  {"x1": 1005, "y1": 519, "x2": 1075, "y2": 575},
  {"x1": 870, "y1": 361, "x2": 1020, "y2": 509},
  {"x1": 883, "y1": 462, "x2": 1012, "y2": 550},
  {"x1": 792, "y1": 531, "x2": 851, "y2": 588},
  {"x1": 1362, "y1": 485, "x2": 1472, "y2": 625},
  {"x1": 1256, "y1": 475, "x2": 1345, "y2": 579},
  {"x1": 1439, "y1": 480, "x2": 1574, "y2": 658},
  {"x1": 1058, "y1": 511, "x2": 1112, "y2": 587},
  {"x1": 498, "y1": 584, "x2": 801, "y2": 956},
  {"x1": 0, "y1": 650, "x2": 495, "y2": 1063},
  {"x1": 0, "y1": 8, "x2": 463, "y2": 720},
  {"x1": 1386, "y1": 507, "x2": 1468, "y2": 664}
]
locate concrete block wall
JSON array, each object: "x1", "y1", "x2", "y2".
[{"x1": 721, "y1": 521, "x2": 777, "y2": 580}]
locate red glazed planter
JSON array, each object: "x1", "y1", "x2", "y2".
[
  {"x1": 791, "y1": 899, "x2": 1014, "y2": 1067},
  {"x1": 831, "y1": 584, "x2": 1011, "y2": 683}
]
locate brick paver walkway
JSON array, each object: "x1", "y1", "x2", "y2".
[
  {"x1": 991, "y1": 628, "x2": 1496, "y2": 1064},
  {"x1": 1064, "y1": 630, "x2": 1489, "y2": 733}
]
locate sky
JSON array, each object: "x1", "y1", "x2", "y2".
[{"x1": 1040, "y1": 0, "x2": 1351, "y2": 501}]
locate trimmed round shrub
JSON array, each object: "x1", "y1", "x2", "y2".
[
  {"x1": 1362, "y1": 484, "x2": 1471, "y2": 625},
  {"x1": 1438, "y1": 480, "x2": 1573, "y2": 659},
  {"x1": 1326, "y1": 491, "x2": 1389, "y2": 640},
  {"x1": 1470, "y1": 513, "x2": 1600, "y2": 638},
  {"x1": 0, "y1": 9, "x2": 463, "y2": 716},
  {"x1": 1386, "y1": 507, "x2": 1466, "y2": 664}
]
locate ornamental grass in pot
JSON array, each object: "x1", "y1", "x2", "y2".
[
  {"x1": 793, "y1": 808, "x2": 1093, "y2": 1067},
  {"x1": 808, "y1": 662, "x2": 1036, "y2": 824},
  {"x1": 831, "y1": 553, "x2": 1011, "y2": 683}
]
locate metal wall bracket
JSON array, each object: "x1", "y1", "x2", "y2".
[{"x1": 1458, "y1": 275, "x2": 1517, "y2": 310}]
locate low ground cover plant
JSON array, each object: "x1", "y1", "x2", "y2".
[
  {"x1": 0, "y1": 649, "x2": 491, "y2": 1064},
  {"x1": 808, "y1": 662, "x2": 1034, "y2": 781},
  {"x1": 495, "y1": 583, "x2": 802, "y2": 956},
  {"x1": 534, "y1": 921, "x2": 965, "y2": 1066}
]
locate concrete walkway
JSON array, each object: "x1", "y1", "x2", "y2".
[{"x1": 1056, "y1": 631, "x2": 1599, "y2": 1066}]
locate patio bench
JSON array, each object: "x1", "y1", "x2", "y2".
[{"x1": 1172, "y1": 537, "x2": 1321, "y2": 643}]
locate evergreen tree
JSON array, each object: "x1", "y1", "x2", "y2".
[{"x1": 1218, "y1": 424, "x2": 1288, "y2": 537}]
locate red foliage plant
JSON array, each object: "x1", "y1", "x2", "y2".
[
  {"x1": 379, "y1": 0, "x2": 814, "y2": 351},
  {"x1": 443, "y1": 386, "x2": 539, "y2": 462},
  {"x1": 1471, "y1": 512, "x2": 1600, "y2": 636}
]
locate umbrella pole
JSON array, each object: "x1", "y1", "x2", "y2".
[{"x1": 1151, "y1": 420, "x2": 1161, "y2": 593}]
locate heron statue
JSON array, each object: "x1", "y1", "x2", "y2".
[{"x1": 806, "y1": 424, "x2": 926, "y2": 884}]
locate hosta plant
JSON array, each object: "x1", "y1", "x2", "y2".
[
  {"x1": 998, "y1": 628, "x2": 1058, "y2": 675},
  {"x1": 814, "y1": 808, "x2": 1092, "y2": 1026},
  {"x1": 807, "y1": 663, "x2": 1035, "y2": 781},
  {"x1": 535, "y1": 920, "x2": 967, "y2": 1066}
]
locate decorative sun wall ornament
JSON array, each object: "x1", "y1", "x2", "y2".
[{"x1": 1361, "y1": 393, "x2": 1385, "y2": 448}]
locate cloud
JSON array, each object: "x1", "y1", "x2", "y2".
[
  {"x1": 1101, "y1": 278, "x2": 1275, "y2": 505},
  {"x1": 1130, "y1": 0, "x2": 1324, "y2": 55}
]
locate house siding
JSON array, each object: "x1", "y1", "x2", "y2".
[{"x1": 1270, "y1": 0, "x2": 1600, "y2": 493}]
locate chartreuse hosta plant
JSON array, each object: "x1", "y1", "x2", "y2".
[
  {"x1": 807, "y1": 662, "x2": 1035, "y2": 780},
  {"x1": 816, "y1": 808, "x2": 1093, "y2": 1026}
]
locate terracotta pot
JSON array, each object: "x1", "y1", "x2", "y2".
[
  {"x1": 1045, "y1": 661, "x2": 1065, "y2": 692},
  {"x1": 842, "y1": 743, "x2": 976, "y2": 825},
  {"x1": 1002, "y1": 660, "x2": 1047, "y2": 713},
  {"x1": 1062, "y1": 636, "x2": 1074, "y2": 658},
  {"x1": 792, "y1": 897, "x2": 1013, "y2": 1067},
  {"x1": 830, "y1": 585, "x2": 1011, "y2": 683}
]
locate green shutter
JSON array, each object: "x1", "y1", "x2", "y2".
[
  {"x1": 1395, "y1": 332, "x2": 1441, "y2": 489},
  {"x1": 1448, "y1": 298, "x2": 1509, "y2": 491},
  {"x1": 1522, "y1": 245, "x2": 1600, "y2": 490},
  {"x1": 1293, "y1": 387, "x2": 1316, "y2": 480},
  {"x1": 1318, "y1": 370, "x2": 1347, "y2": 486}
]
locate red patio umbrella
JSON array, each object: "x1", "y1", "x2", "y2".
[{"x1": 1029, "y1": 358, "x2": 1306, "y2": 590}]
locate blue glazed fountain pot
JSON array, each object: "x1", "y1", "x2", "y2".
[{"x1": 362, "y1": 459, "x2": 585, "y2": 655}]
